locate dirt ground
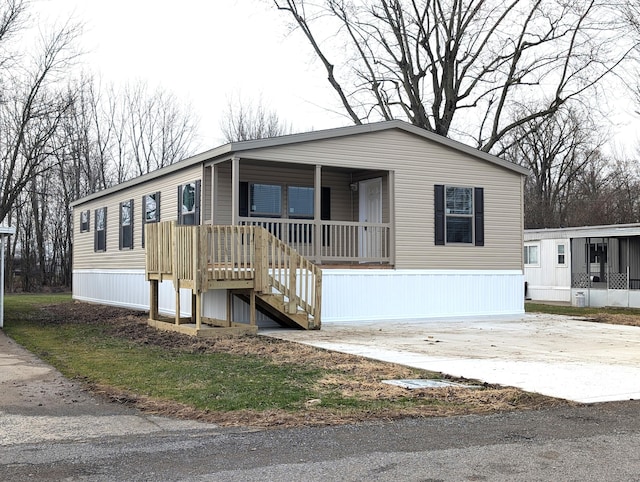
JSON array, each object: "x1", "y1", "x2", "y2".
[{"x1": 28, "y1": 302, "x2": 583, "y2": 427}]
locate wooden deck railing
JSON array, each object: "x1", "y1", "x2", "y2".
[
  {"x1": 145, "y1": 222, "x2": 322, "y2": 325},
  {"x1": 239, "y1": 217, "x2": 391, "y2": 263}
]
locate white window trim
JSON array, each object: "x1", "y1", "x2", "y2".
[
  {"x1": 556, "y1": 242, "x2": 567, "y2": 267},
  {"x1": 444, "y1": 185, "x2": 474, "y2": 245},
  {"x1": 524, "y1": 244, "x2": 540, "y2": 267}
]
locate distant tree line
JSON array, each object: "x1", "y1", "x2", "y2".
[{"x1": 0, "y1": 0, "x2": 196, "y2": 292}]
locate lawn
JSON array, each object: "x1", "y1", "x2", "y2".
[{"x1": 3, "y1": 293, "x2": 566, "y2": 427}]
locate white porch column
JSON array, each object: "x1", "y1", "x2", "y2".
[
  {"x1": 231, "y1": 157, "x2": 239, "y2": 226},
  {"x1": 210, "y1": 164, "x2": 216, "y2": 225},
  {"x1": 389, "y1": 170, "x2": 395, "y2": 266},
  {"x1": 314, "y1": 165, "x2": 322, "y2": 263}
]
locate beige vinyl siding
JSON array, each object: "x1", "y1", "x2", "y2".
[
  {"x1": 240, "y1": 130, "x2": 523, "y2": 270},
  {"x1": 73, "y1": 165, "x2": 202, "y2": 270}
]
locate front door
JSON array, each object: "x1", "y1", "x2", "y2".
[{"x1": 359, "y1": 177, "x2": 383, "y2": 260}]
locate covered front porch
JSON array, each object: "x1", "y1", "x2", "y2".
[
  {"x1": 571, "y1": 235, "x2": 640, "y2": 307},
  {"x1": 203, "y1": 157, "x2": 395, "y2": 265}
]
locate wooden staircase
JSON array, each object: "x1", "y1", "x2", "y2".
[{"x1": 145, "y1": 222, "x2": 322, "y2": 336}]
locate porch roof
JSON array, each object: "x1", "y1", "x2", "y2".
[
  {"x1": 525, "y1": 223, "x2": 640, "y2": 241},
  {"x1": 71, "y1": 120, "x2": 528, "y2": 207}
]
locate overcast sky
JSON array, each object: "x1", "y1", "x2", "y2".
[
  {"x1": 38, "y1": 0, "x2": 348, "y2": 150},
  {"x1": 35, "y1": 0, "x2": 640, "y2": 155}
]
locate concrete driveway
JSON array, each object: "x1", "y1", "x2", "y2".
[{"x1": 262, "y1": 313, "x2": 640, "y2": 403}]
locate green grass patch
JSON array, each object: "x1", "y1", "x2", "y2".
[
  {"x1": 525, "y1": 302, "x2": 640, "y2": 317},
  {"x1": 1, "y1": 294, "x2": 420, "y2": 413},
  {"x1": 3, "y1": 294, "x2": 556, "y2": 422}
]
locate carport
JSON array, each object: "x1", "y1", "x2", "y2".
[{"x1": 263, "y1": 314, "x2": 640, "y2": 403}]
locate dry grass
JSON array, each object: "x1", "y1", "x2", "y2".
[{"x1": 14, "y1": 301, "x2": 571, "y2": 428}]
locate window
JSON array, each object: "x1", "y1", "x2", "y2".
[
  {"x1": 142, "y1": 192, "x2": 160, "y2": 247},
  {"x1": 178, "y1": 181, "x2": 200, "y2": 225},
  {"x1": 557, "y1": 243, "x2": 566, "y2": 265},
  {"x1": 434, "y1": 185, "x2": 484, "y2": 246},
  {"x1": 288, "y1": 186, "x2": 314, "y2": 218},
  {"x1": 144, "y1": 192, "x2": 160, "y2": 223},
  {"x1": 94, "y1": 207, "x2": 107, "y2": 252},
  {"x1": 80, "y1": 210, "x2": 90, "y2": 233},
  {"x1": 250, "y1": 183, "x2": 281, "y2": 217},
  {"x1": 524, "y1": 245, "x2": 539, "y2": 265},
  {"x1": 119, "y1": 199, "x2": 134, "y2": 250}
]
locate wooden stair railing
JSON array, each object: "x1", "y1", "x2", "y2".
[{"x1": 145, "y1": 222, "x2": 322, "y2": 330}]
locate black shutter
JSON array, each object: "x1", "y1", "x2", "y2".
[
  {"x1": 103, "y1": 207, "x2": 107, "y2": 252},
  {"x1": 129, "y1": 198, "x2": 134, "y2": 249},
  {"x1": 194, "y1": 180, "x2": 201, "y2": 225},
  {"x1": 239, "y1": 182, "x2": 249, "y2": 217},
  {"x1": 434, "y1": 184, "x2": 445, "y2": 245},
  {"x1": 94, "y1": 210, "x2": 98, "y2": 252},
  {"x1": 119, "y1": 202, "x2": 123, "y2": 250},
  {"x1": 321, "y1": 187, "x2": 331, "y2": 247},
  {"x1": 177, "y1": 185, "x2": 183, "y2": 224},
  {"x1": 155, "y1": 191, "x2": 161, "y2": 221},
  {"x1": 474, "y1": 187, "x2": 484, "y2": 247},
  {"x1": 141, "y1": 195, "x2": 146, "y2": 248}
]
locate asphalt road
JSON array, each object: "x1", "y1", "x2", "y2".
[
  {"x1": 2, "y1": 402, "x2": 640, "y2": 481},
  {"x1": 2, "y1": 331, "x2": 640, "y2": 481}
]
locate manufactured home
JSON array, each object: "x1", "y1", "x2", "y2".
[
  {"x1": 525, "y1": 224, "x2": 640, "y2": 307},
  {"x1": 71, "y1": 121, "x2": 528, "y2": 335}
]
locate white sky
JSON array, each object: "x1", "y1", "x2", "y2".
[{"x1": 37, "y1": 0, "x2": 349, "y2": 150}]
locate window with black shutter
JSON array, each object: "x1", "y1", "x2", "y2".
[{"x1": 434, "y1": 185, "x2": 484, "y2": 246}]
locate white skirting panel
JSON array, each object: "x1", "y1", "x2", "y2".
[
  {"x1": 321, "y1": 269, "x2": 524, "y2": 322},
  {"x1": 73, "y1": 269, "x2": 524, "y2": 323},
  {"x1": 73, "y1": 269, "x2": 205, "y2": 317},
  {"x1": 571, "y1": 288, "x2": 640, "y2": 308},
  {"x1": 526, "y1": 286, "x2": 571, "y2": 303}
]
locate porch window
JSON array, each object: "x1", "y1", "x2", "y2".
[
  {"x1": 119, "y1": 199, "x2": 133, "y2": 250},
  {"x1": 557, "y1": 243, "x2": 566, "y2": 265},
  {"x1": 178, "y1": 181, "x2": 201, "y2": 225},
  {"x1": 434, "y1": 185, "x2": 484, "y2": 246},
  {"x1": 524, "y1": 245, "x2": 539, "y2": 265},
  {"x1": 94, "y1": 207, "x2": 106, "y2": 252},
  {"x1": 288, "y1": 186, "x2": 314, "y2": 218},
  {"x1": 142, "y1": 192, "x2": 160, "y2": 247},
  {"x1": 250, "y1": 183, "x2": 281, "y2": 217},
  {"x1": 80, "y1": 210, "x2": 90, "y2": 233}
]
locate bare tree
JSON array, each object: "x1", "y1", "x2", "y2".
[
  {"x1": 220, "y1": 96, "x2": 293, "y2": 142},
  {"x1": 274, "y1": 0, "x2": 633, "y2": 154},
  {"x1": 501, "y1": 106, "x2": 604, "y2": 228},
  {"x1": 0, "y1": 1, "x2": 82, "y2": 224},
  {"x1": 123, "y1": 82, "x2": 197, "y2": 177}
]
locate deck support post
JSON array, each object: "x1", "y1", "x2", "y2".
[
  {"x1": 250, "y1": 289, "x2": 256, "y2": 326},
  {"x1": 226, "y1": 289, "x2": 232, "y2": 327},
  {"x1": 175, "y1": 289, "x2": 180, "y2": 325},
  {"x1": 149, "y1": 279, "x2": 158, "y2": 321},
  {"x1": 193, "y1": 293, "x2": 202, "y2": 330}
]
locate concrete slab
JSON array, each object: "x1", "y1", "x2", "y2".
[{"x1": 261, "y1": 313, "x2": 640, "y2": 403}]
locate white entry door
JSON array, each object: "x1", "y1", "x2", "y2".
[{"x1": 359, "y1": 177, "x2": 383, "y2": 260}]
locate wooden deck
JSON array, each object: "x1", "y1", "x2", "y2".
[{"x1": 145, "y1": 222, "x2": 322, "y2": 335}]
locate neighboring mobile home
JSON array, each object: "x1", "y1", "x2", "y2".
[
  {"x1": 525, "y1": 224, "x2": 640, "y2": 307},
  {"x1": 71, "y1": 121, "x2": 528, "y2": 332}
]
